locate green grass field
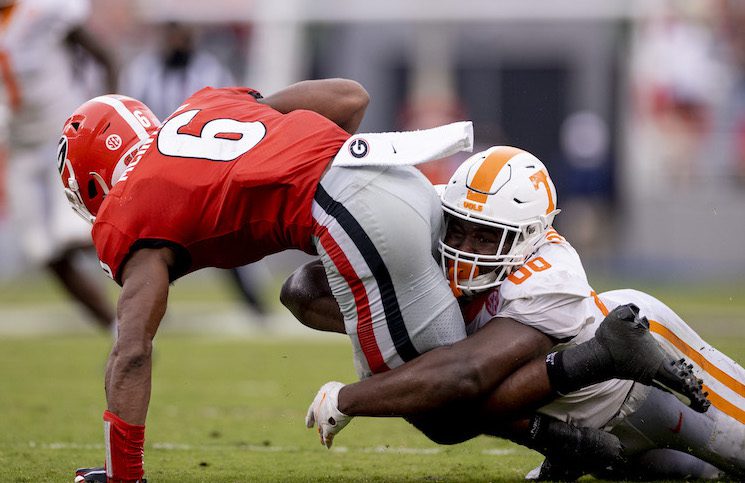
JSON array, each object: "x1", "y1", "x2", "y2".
[
  {"x1": 0, "y1": 336, "x2": 542, "y2": 482},
  {"x1": 1, "y1": 273, "x2": 744, "y2": 482}
]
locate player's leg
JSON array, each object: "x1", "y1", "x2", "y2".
[
  {"x1": 408, "y1": 409, "x2": 624, "y2": 480},
  {"x1": 312, "y1": 165, "x2": 465, "y2": 378},
  {"x1": 638, "y1": 289, "x2": 745, "y2": 415},
  {"x1": 598, "y1": 290, "x2": 745, "y2": 477},
  {"x1": 281, "y1": 259, "x2": 345, "y2": 333},
  {"x1": 48, "y1": 249, "x2": 115, "y2": 329},
  {"x1": 610, "y1": 384, "x2": 743, "y2": 478},
  {"x1": 618, "y1": 449, "x2": 724, "y2": 480},
  {"x1": 225, "y1": 264, "x2": 267, "y2": 317},
  {"x1": 546, "y1": 300, "x2": 708, "y2": 412},
  {"x1": 6, "y1": 147, "x2": 51, "y2": 263},
  {"x1": 604, "y1": 290, "x2": 745, "y2": 402},
  {"x1": 647, "y1": 293, "x2": 745, "y2": 476},
  {"x1": 8, "y1": 143, "x2": 114, "y2": 329},
  {"x1": 530, "y1": 448, "x2": 724, "y2": 481},
  {"x1": 46, "y1": 149, "x2": 115, "y2": 330}
]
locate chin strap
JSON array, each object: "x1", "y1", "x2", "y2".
[
  {"x1": 90, "y1": 171, "x2": 111, "y2": 196},
  {"x1": 64, "y1": 185, "x2": 95, "y2": 224}
]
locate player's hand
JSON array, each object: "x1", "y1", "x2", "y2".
[{"x1": 305, "y1": 381, "x2": 351, "y2": 448}]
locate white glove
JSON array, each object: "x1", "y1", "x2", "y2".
[{"x1": 305, "y1": 381, "x2": 352, "y2": 448}]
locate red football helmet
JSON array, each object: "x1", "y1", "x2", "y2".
[{"x1": 58, "y1": 95, "x2": 160, "y2": 223}]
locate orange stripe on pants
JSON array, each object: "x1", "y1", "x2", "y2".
[{"x1": 649, "y1": 320, "x2": 745, "y2": 424}]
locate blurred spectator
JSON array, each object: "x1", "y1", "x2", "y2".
[
  {"x1": 120, "y1": 21, "x2": 268, "y2": 319},
  {"x1": 0, "y1": 0, "x2": 116, "y2": 328},
  {"x1": 714, "y1": 0, "x2": 745, "y2": 184},
  {"x1": 630, "y1": 2, "x2": 729, "y2": 189},
  {"x1": 120, "y1": 22, "x2": 235, "y2": 120}
]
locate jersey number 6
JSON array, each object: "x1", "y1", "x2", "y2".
[{"x1": 157, "y1": 109, "x2": 266, "y2": 162}]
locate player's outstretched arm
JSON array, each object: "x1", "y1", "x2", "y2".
[
  {"x1": 107, "y1": 248, "x2": 173, "y2": 422},
  {"x1": 318, "y1": 304, "x2": 710, "y2": 421},
  {"x1": 337, "y1": 317, "x2": 554, "y2": 416},
  {"x1": 99, "y1": 247, "x2": 173, "y2": 481},
  {"x1": 280, "y1": 260, "x2": 344, "y2": 334},
  {"x1": 260, "y1": 78, "x2": 369, "y2": 134},
  {"x1": 305, "y1": 317, "x2": 552, "y2": 446}
]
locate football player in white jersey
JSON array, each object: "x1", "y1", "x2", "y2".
[
  {"x1": 297, "y1": 146, "x2": 745, "y2": 480},
  {"x1": 0, "y1": 0, "x2": 116, "y2": 328}
]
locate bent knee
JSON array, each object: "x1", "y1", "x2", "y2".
[{"x1": 279, "y1": 274, "x2": 299, "y2": 312}]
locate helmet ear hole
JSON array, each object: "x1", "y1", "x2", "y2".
[{"x1": 87, "y1": 179, "x2": 98, "y2": 199}]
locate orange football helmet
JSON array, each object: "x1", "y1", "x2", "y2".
[{"x1": 439, "y1": 146, "x2": 560, "y2": 295}]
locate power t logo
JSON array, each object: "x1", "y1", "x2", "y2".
[{"x1": 349, "y1": 138, "x2": 369, "y2": 158}]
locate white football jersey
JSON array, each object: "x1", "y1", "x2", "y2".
[
  {"x1": 464, "y1": 230, "x2": 604, "y2": 339},
  {"x1": 0, "y1": 0, "x2": 90, "y2": 147},
  {"x1": 463, "y1": 230, "x2": 634, "y2": 428},
  {"x1": 463, "y1": 231, "x2": 745, "y2": 435}
]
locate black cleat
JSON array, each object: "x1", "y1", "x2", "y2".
[
  {"x1": 652, "y1": 358, "x2": 711, "y2": 413},
  {"x1": 596, "y1": 304, "x2": 710, "y2": 413},
  {"x1": 75, "y1": 467, "x2": 147, "y2": 483},
  {"x1": 526, "y1": 458, "x2": 583, "y2": 481},
  {"x1": 526, "y1": 414, "x2": 625, "y2": 481},
  {"x1": 74, "y1": 467, "x2": 106, "y2": 483}
]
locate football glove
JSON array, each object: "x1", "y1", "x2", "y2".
[{"x1": 305, "y1": 381, "x2": 351, "y2": 448}]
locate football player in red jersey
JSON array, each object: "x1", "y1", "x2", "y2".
[
  {"x1": 62, "y1": 78, "x2": 480, "y2": 483},
  {"x1": 298, "y1": 147, "x2": 744, "y2": 480},
  {"x1": 60, "y1": 79, "x2": 709, "y2": 482}
]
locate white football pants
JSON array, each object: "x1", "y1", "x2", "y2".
[
  {"x1": 311, "y1": 165, "x2": 466, "y2": 379},
  {"x1": 601, "y1": 289, "x2": 745, "y2": 479}
]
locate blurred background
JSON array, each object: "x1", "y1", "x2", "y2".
[{"x1": 0, "y1": 0, "x2": 743, "y2": 336}]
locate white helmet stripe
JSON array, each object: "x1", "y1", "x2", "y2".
[{"x1": 90, "y1": 95, "x2": 149, "y2": 141}]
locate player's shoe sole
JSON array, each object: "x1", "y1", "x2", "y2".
[
  {"x1": 651, "y1": 357, "x2": 710, "y2": 412},
  {"x1": 596, "y1": 304, "x2": 710, "y2": 413}
]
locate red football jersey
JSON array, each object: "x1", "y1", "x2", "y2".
[{"x1": 93, "y1": 87, "x2": 350, "y2": 283}]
